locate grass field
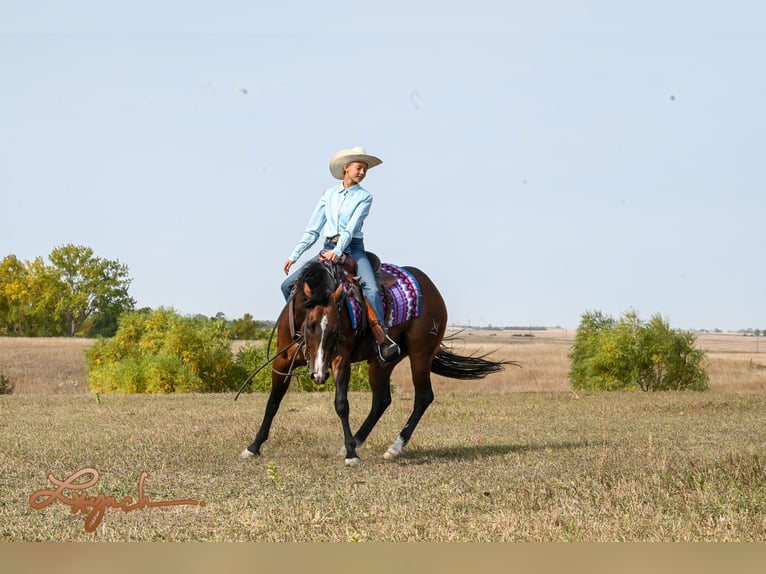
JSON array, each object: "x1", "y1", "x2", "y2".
[{"x1": 1, "y1": 331, "x2": 765, "y2": 541}]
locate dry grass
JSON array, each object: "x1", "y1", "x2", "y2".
[
  {"x1": 3, "y1": 391, "x2": 766, "y2": 541},
  {"x1": 0, "y1": 338, "x2": 93, "y2": 395},
  {"x1": 2, "y1": 332, "x2": 766, "y2": 541}
]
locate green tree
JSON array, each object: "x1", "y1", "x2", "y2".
[
  {"x1": 1, "y1": 246, "x2": 135, "y2": 337},
  {"x1": 230, "y1": 313, "x2": 269, "y2": 340},
  {"x1": 47, "y1": 244, "x2": 135, "y2": 336},
  {"x1": 0, "y1": 254, "x2": 31, "y2": 335},
  {"x1": 569, "y1": 309, "x2": 708, "y2": 392},
  {"x1": 0, "y1": 255, "x2": 60, "y2": 336}
]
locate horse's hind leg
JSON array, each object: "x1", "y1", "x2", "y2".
[
  {"x1": 350, "y1": 363, "x2": 394, "y2": 449},
  {"x1": 384, "y1": 358, "x2": 434, "y2": 460}
]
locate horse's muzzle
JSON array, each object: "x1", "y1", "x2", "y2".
[{"x1": 310, "y1": 370, "x2": 330, "y2": 385}]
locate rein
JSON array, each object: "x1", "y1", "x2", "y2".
[
  {"x1": 234, "y1": 296, "x2": 305, "y2": 402},
  {"x1": 233, "y1": 336, "x2": 304, "y2": 401}
]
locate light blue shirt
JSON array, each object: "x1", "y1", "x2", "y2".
[{"x1": 288, "y1": 183, "x2": 373, "y2": 262}]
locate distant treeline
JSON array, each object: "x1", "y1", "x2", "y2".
[{"x1": 450, "y1": 325, "x2": 553, "y2": 331}]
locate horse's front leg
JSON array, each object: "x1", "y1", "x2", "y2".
[
  {"x1": 240, "y1": 356, "x2": 293, "y2": 459},
  {"x1": 332, "y1": 356, "x2": 359, "y2": 465}
]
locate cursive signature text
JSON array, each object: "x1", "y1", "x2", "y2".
[{"x1": 29, "y1": 467, "x2": 205, "y2": 532}]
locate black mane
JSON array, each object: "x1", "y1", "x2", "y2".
[{"x1": 298, "y1": 260, "x2": 336, "y2": 308}]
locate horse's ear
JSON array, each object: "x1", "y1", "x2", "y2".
[
  {"x1": 332, "y1": 283, "x2": 344, "y2": 301},
  {"x1": 303, "y1": 282, "x2": 313, "y2": 298}
]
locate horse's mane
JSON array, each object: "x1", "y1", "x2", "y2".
[{"x1": 297, "y1": 260, "x2": 336, "y2": 308}]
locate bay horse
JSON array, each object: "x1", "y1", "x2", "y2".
[{"x1": 240, "y1": 258, "x2": 514, "y2": 465}]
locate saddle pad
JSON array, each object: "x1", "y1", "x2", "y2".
[
  {"x1": 345, "y1": 263, "x2": 422, "y2": 330},
  {"x1": 380, "y1": 263, "x2": 422, "y2": 327}
]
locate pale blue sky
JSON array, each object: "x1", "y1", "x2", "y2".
[{"x1": 2, "y1": 1, "x2": 764, "y2": 331}]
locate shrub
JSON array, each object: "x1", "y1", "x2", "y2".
[
  {"x1": 233, "y1": 343, "x2": 272, "y2": 393},
  {"x1": 0, "y1": 373, "x2": 14, "y2": 395},
  {"x1": 569, "y1": 309, "x2": 708, "y2": 392},
  {"x1": 87, "y1": 308, "x2": 375, "y2": 395},
  {"x1": 87, "y1": 308, "x2": 240, "y2": 394}
]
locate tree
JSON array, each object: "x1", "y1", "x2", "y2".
[
  {"x1": 0, "y1": 254, "x2": 31, "y2": 335},
  {"x1": 230, "y1": 313, "x2": 269, "y2": 340},
  {"x1": 0, "y1": 255, "x2": 60, "y2": 335},
  {"x1": 0, "y1": 245, "x2": 135, "y2": 337},
  {"x1": 47, "y1": 244, "x2": 136, "y2": 336},
  {"x1": 569, "y1": 309, "x2": 708, "y2": 392}
]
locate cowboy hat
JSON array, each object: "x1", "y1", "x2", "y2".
[{"x1": 329, "y1": 147, "x2": 382, "y2": 180}]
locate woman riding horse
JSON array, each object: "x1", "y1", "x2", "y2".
[{"x1": 280, "y1": 146, "x2": 399, "y2": 364}]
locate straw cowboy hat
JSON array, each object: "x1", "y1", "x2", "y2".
[{"x1": 329, "y1": 146, "x2": 382, "y2": 180}]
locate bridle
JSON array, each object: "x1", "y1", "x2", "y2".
[
  {"x1": 234, "y1": 262, "x2": 350, "y2": 401},
  {"x1": 300, "y1": 264, "x2": 349, "y2": 375}
]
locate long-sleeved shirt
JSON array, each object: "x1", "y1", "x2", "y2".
[{"x1": 288, "y1": 183, "x2": 373, "y2": 262}]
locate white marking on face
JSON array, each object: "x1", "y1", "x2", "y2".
[{"x1": 314, "y1": 315, "x2": 329, "y2": 375}]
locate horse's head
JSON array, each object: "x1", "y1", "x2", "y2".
[{"x1": 298, "y1": 261, "x2": 346, "y2": 385}]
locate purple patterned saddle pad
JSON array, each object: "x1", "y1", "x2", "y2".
[{"x1": 345, "y1": 263, "x2": 422, "y2": 330}]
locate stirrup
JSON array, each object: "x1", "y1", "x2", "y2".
[{"x1": 376, "y1": 334, "x2": 400, "y2": 364}]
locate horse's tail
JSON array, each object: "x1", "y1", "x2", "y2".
[{"x1": 430, "y1": 346, "x2": 519, "y2": 380}]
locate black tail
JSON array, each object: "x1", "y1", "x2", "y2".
[{"x1": 430, "y1": 346, "x2": 520, "y2": 380}]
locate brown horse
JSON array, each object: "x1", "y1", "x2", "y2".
[{"x1": 240, "y1": 259, "x2": 514, "y2": 465}]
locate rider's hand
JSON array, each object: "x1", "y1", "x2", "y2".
[
  {"x1": 283, "y1": 259, "x2": 294, "y2": 275},
  {"x1": 320, "y1": 250, "x2": 338, "y2": 264}
]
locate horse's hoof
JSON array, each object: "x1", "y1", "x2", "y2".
[
  {"x1": 345, "y1": 457, "x2": 362, "y2": 466},
  {"x1": 384, "y1": 437, "x2": 405, "y2": 460},
  {"x1": 338, "y1": 441, "x2": 365, "y2": 457},
  {"x1": 239, "y1": 448, "x2": 258, "y2": 460},
  {"x1": 383, "y1": 448, "x2": 400, "y2": 460}
]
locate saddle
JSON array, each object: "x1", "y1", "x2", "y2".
[
  {"x1": 338, "y1": 251, "x2": 387, "y2": 336},
  {"x1": 340, "y1": 251, "x2": 399, "y2": 293}
]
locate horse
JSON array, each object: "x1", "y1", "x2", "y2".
[{"x1": 239, "y1": 258, "x2": 515, "y2": 465}]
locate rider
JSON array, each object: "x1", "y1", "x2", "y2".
[{"x1": 281, "y1": 146, "x2": 400, "y2": 364}]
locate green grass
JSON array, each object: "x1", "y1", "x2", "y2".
[{"x1": 2, "y1": 390, "x2": 765, "y2": 541}]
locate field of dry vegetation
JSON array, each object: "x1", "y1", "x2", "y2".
[{"x1": 1, "y1": 330, "x2": 765, "y2": 541}]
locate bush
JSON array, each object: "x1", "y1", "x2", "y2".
[
  {"x1": 87, "y1": 308, "x2": 240, "y2": 394},
  {"x1": 233, "y1": 343, "x2": 271, "y2": 392},
  {"x1": 0, "y1": 373, "x2": 14, "y2": 395},
  {"x1": 569, "y1": 309, "x2": 708, "y2": 392},
  {"x1": 87, "y1": 308, "x2": 375, "y2": 395}
]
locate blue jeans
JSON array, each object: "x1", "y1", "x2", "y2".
[{"x1": 281, "y1": 238, "x2": 387, "y2": 329}]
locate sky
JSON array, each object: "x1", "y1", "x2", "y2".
[{"x1": 2, "y1": 1, "x2": 764, "y2": 331}]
